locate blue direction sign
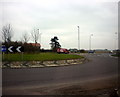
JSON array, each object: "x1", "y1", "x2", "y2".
[{"x1": 2, "y1": 45, "x2": 7, "y2": 52}]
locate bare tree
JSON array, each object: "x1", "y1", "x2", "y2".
[
  {"x1": 22, "y1": 33, "x2": 30, "y2": 43},
  {"x1": 31, "y1": 29, "x2": 40, "y2": 43},
  {"x1": 2, "y1": 24, "x2": 13, "y2": 43}
]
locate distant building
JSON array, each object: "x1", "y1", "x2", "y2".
[{"x1": 28, "y1": 43, "x2": 41, "y2": 49}]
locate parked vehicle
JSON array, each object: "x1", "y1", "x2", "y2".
[
  {"x1": 88, "y1": 50, "x2": 95, "y2": 53},
  {"x1": 57, "y1": 48, "x2": 69, "y2": 54},
  {"x1": 69, "y1": 49, "x2": 78, "y2": 53}
]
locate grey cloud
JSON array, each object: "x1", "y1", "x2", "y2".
[{"x1": 0, "y1": 0, "x2": 118, "y2": 49}]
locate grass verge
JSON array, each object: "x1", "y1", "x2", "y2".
[
  {"x1": 2, "y1": 52, "x2": 84, "y2": 62},
  {"x1": 111, "y1": 54, "x2": 120, "y2": 57}
]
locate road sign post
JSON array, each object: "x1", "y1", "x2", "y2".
[
  {"x1": 2, "y1": 52, "x2": 4, "y2": 61},
  {"x1": 2, "y1": 45, "x2": 7, "y2": 60},
  {"x1": 21, "y1": 52, "x2": 23, "y2": 61},
  {"x1": 16, "y1": 46, "x2": 24, "y2": 61}
]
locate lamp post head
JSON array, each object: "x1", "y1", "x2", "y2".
[{"x1": 91, "y1": 34, "x2": 93, "y2": 36}]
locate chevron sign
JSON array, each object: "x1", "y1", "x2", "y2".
[{"x1": 8, "y1": 46, "x2": 24, "y2": 53}]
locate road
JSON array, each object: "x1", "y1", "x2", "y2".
[{"x1": 2, "y1": 53, "x2": 119, "y2": 95}]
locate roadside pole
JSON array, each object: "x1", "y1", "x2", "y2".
[
  {"x1": 21, "y1": 52, "x2": 23, "y2": 61},
  {"x1": 2, "y1": 52, "x2": 4, "y2": 61},
  {"x1": 78, "y1": 26, "x2": 80, "y2": 52}
]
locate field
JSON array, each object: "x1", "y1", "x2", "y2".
[{"x1": 2, "y1": 52, "x2": 84, "y2": 61}]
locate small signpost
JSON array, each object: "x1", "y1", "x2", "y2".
[
  {"x1": 16, "y1": 46, "x2": 24, "y2": 61},
  {"x1": 2, "y1": 45, "x2": 7, "y2": 60},
  {"x1": 1, "y1": 45, "x2": 24, "y2": 61}
]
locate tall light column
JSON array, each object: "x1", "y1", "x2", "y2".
[
  {"x1": 78, "y1": 26, "x2": 80, "y2": 51},
  {"x1": 37, "y1": 29, "x2": 42, "y2": 44},
  {"x1": 89, "y1": 34, "x2": 93, "y2": 50},
  {"x1": 115, "y1": 32, "x2": 118, "y2": 50},
  {"x1": 40, "y1": 33, "x2": 42, "y2": 44},
  {"x1": 37, "y1": 29, "x2": 39, "y2": 44}
]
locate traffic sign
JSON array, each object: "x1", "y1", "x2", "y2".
[
  {"x1": 16, "y1": 46, "x2": 24, "y2": 52},
  {"x1": 8, "y1": 46, "x2": 24, "y2": 53},
  {"x1": 8, "y1": 46, "x2": 14, "y2": 52},
  {"x1": 2, "y1": 45, "x2": 7, "y2": 52}
]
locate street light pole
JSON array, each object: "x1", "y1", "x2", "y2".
[
  {"x1": 40, "y1": 33, "x2": 42, "y2": 44},
  {"x1": 78, "y1": 26, "x2": 80, "y2": 52},
  {"x1": 89, "y1": 34, "x2": 93, "y2": 50},
  {"x1": 37, "y1": 29, "x2": 42, "y2": 45},
  {"x1": 115, "y1": 32, "x2": 118, "y2": 50},
  {"x1": 37, "y1": 29, "x2": 39, "y2": 34},
  {"x1": 37, "y1": 29, "x2": 39, "y2": 44}
]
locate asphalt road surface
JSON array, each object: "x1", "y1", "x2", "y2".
[{"x1": 2, "y1": 53, "x2": 119, "y2": 95}]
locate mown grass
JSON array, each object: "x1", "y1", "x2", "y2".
[
  {"x1": 111, "y1": 54, "x2": 120, "y2": 57},
  {"x1": 2, "y1": 52, "x2": 84, "y2": 61}
]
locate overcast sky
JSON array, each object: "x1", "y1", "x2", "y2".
[{"x1": 0, "y1": 0, "x2": 119, "y2": 50}]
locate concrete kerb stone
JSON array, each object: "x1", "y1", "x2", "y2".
[
  {"x1": 2, "y1": 58, "x2": 87, "y2": 69},
  {"x1": 56, "y1": 60, "x2": 68, "y2": 66},
  {"x1": 43, "y1": 61, "x2": 58, "y2": 67}
]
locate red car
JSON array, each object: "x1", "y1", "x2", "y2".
[{"x1": 57, "y1": 48, "x2": 69, "y2": 54}]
